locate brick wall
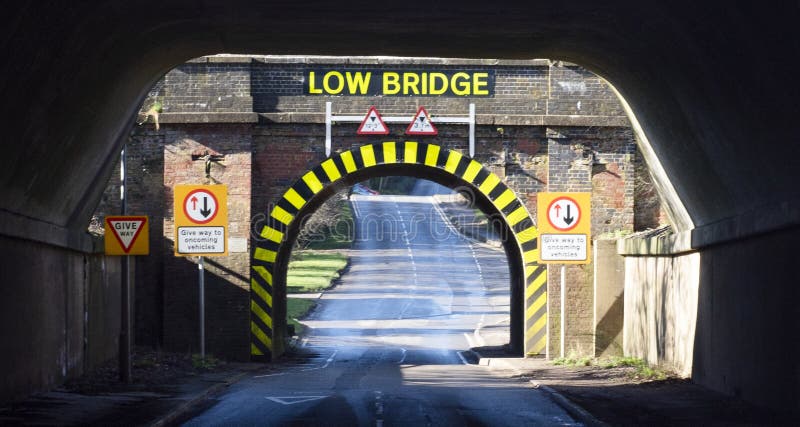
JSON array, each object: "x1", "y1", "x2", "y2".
[{"x1": 90, "y1": 56, "x2": 664, "y2": 360}]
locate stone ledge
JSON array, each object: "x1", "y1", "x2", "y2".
[
  {"x1": 619, "y1": 197, "x2": 800, "y2": 256},
  {"x1": 159, "y1": 113, "x2": 259, "y2": 124},
  {"x1": 0, "y1": 209, "x2": 101, "y2": 253},
  {"x1": 257, "y1": 112, "x2": 628, "y2": 127},
  {"x1": 216, "y1": 54, "x2": 553, "y2": 67},
  {"x1": 618, "y1": 229, "x2": 694, "y2": 256}
]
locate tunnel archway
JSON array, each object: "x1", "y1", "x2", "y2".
[{"x1": 250, "y1": 142, "x2": 545, "y2": 361}]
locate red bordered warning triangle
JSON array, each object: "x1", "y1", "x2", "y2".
[
  {"x1": 405, "y1": 106, "x2": 438, "y2": 135},
  {"x1": 357, "y1": 106, "x2": 390, "y2": 135},
  {"x1": 105, "y1": 216, "x2": 148, "y2": 254}
]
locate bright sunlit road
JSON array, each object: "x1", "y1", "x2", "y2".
[{"x1": 182, "y1": 181, "x2": 578, "y2": 426}]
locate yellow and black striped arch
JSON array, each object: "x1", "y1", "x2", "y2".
[{"x1": 250, "y1": 142, "x2": 547, "y2": 360}]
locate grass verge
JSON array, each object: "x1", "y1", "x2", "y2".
[
  {"x1": 287, "y1": 251, "x2": 349, "y2": 293},
  {"x1": 553, "y1": 354, "x2": 669, "y2": 381},
  {"x1": 286, "y1": 298, "x2": 317, "y2": 337},
  {"x1": 286, "y1": 250, "x2": 349, "y2": 336}
]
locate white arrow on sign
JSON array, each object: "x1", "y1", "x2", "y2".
[{"x1": 265, "y1": 395, "x2": 329, "y2": 405}]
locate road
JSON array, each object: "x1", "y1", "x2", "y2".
[{"x1": 182, "y1": 181, "x2": 578, "y2": 426}]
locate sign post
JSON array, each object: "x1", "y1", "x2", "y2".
[
  {"x1": 174, "y1": 184, "x2": 228, "y2": 358},
  {"x1": 537, "y1": 192, "x2": 591, "y2": 358}
]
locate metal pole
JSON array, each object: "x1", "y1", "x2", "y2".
[
  {"x1": 560, "y1": 265, "x2": 566, "y2": 358},
  {"x1": 325, "y1": 101, "x2": 332, "y2": 157},
  {"x1": 469, "y1": 103, "x2": 475, "y2": 157},
  {"x1": 119, "y1": 145, "x2": 132, "y2": 383},
  {"x1": 199, "y1": 256, "x2": 205, "y2": 358}
]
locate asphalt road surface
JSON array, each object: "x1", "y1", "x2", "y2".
[{"x1": 182, "y1": 181, "x2": 578, "y2": 426}]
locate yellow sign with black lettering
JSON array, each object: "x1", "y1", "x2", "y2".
[
  {"x1": 305, "y1": 69, "x2": 495, "y2": 97},
  {"x1": 105, "y1": 216, "x2": 149, "y2": 255},
  {"x1": 174, "y1": 185, "x2": 228, "y2": 257},
  {"x1": 537, "y1": 192, "x2": 591, "y2": 264}
]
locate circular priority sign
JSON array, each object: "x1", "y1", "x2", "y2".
[
  {"x1": 546, "y1": 196, "x2": 582, "y2": 231},
  {"x1": 183, "y1": 189, "x2": 219, "y2": 224}
]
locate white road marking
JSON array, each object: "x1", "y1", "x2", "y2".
[
  {"x1": 265, "y1": 395, "x2": 328, "y2": 405},
  {"x1": 299, "y1": 349, "x2": 338, "y2": 371},
  {"x1": 463, "y1": 332, "x2": 477, "y2": 348},
  {"x1": 255, "y1": 349, "x2": 338, "y2": 378},
  {"x1": 398, "y1": 348, "x2": 408, "y2": 364},
  {"x1": 456, "y1": 350, "x2": 470, "y2": 365},
  {"x1": 374, "y1": 391, "x2": 385, "y2": 427}
]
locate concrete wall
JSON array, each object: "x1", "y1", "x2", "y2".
[
  {"x1": 620, "y1": 226, "x2": 800, "y2": 413},
  {"x1": 692, "y1": 228, "x2": 800, "y2": 413},
  {"x1": 594, "y1": 239, "x2": 625, "y2": 357},
  {"x1": 0, "y1": 235, "x2": 122, "y2": 402},
  {"x1": 623, "y1": 249, "x2": 700, "y2": 376}
]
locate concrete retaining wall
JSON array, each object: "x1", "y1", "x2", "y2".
[
  {"x1": 623, "y1": 250, "x2": 700, "y2": 377},
  {"x1": 593, "y1": 240, "x2": 625, "y2": 357},
  {"x1": 0, "y1": 235, "x2": 122, "y2": 402},
  {"x1": 620, "y1": 226, "x2": 800, "y2": 413}
]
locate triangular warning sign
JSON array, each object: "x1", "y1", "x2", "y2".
[
  {"x1": 105, "y1": 216, "x2": 147, "y2": 254},
  {"x1": 357, "y1": 106, "x2": 390, "y2": 135},
  {"x1": 405, "y1": 106, "x2": 438, "y2": 135}
]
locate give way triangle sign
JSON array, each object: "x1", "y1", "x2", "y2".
[
  {"x1": 406, "y1": 106, "x2": 438, "y2": 135},
  {"x1": 104, "y1": 216, "x2": 149, "y2": 255},
  {"x1": 357, "y1": 106, "x2": 390, "y2": 135}
]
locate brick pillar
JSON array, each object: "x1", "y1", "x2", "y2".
[
  {"x1": 162, "y1": 124, "x2": 253, "y2": 360},
  {"x1": 546, "y1": 128, "x2": 595, "y2": 357}
]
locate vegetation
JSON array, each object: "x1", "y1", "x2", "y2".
[
  {"x1": 287, "y1": 251, "x2": 349, "y2": 293},
  {"x1": 285, "y1": 250, "x2": 349, "y2": 336},
  {"x1": 287, "y1": 298, "x2": 316, "y2": 337},
  {"x1": 553, "y1": 354, "x2": 669, "y2": 381},
  {"x1": 295, "y1": 192, "x2": 354, "y2": 250},
  {"x1": 191, "y1": 353, "x2": 221, "y2": 370},
  {"x1": 366, "y1": 176, "x2": 418, "y2": 195}
]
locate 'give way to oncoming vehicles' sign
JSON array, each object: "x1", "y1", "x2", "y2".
[{"x1": 173, "y1": 185, "x2": 228, "y2": 257}]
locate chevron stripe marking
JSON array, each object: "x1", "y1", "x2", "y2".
[
  {"x1": 251, "y1": 322, "x2": 272, "y2": 349},
  {"x1": 253, "y1": 247, "x2": 277, "y2": 263},
  {"x1": 463, "y1": 160, "x2": 482, "y2": 183},
  {"x1": 251, "y1": 278, "x2": 273, "y2": 311},
  {"x1": 340, "y1": 151, "x2": 357, "y2": 173},
  {"x1": 525, "y1": 291, "x2": 547, "y2": 321},
  {"x1": 251, "y1": 299, "x2": 273, "y2": 329},
  {"x1": 270, "y1": 206, "x2": 294, "y2": 225},
  {"x1": 404, "y1": 141, "x2": 418, "y2": 163},
  {"x1": 506, "y1": 205, "x2": 529, "y2": 226},
  {"x1": 302, "y1": 171, "x2": 324, "y2": 194},
  {"x1": 253, "y1": 266, "x2": 274, "y2": 287},
  {"x1": 284, "y1": 188, "x2": 306, "y2": 210},
  {"x1": 444, "y1": 150, "x2": 463, "y2": 174},
  {"x1": 321, "y1": 158, "x2": 342, "y2": 182},
  {"x1": 260, "y1": 226, "x2": 284, "y2": 243},
  {"x1": 493, "y1": 189, "x2": 516, "y2": 211},
  {"x1": 478, "y1": 173, "x2": 501, "y2": 195},
  {"x1": 382, "y1": 142, "x2": 397, "y2": 163},
  {"x1": 424, "y1": 144, "x2": 441, "y2": 167},
  {"x1": 360, "y1": 144, "x2": 377, "y2": 167}
]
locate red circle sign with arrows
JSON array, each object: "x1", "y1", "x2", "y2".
[
  {"x1": 183, "y1": 189, "x2": 219, "y2": 224},
  {"x1": 546, "y1": 196, "x2": 581, "y2": 231}
]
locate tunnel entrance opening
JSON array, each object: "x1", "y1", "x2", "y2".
[
  {"x1": 251, "y1": 142, "x2": 545, "y2": 361},
  {"x1": 285, "y1": 176, "x2": 514, "y2": 364}
]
